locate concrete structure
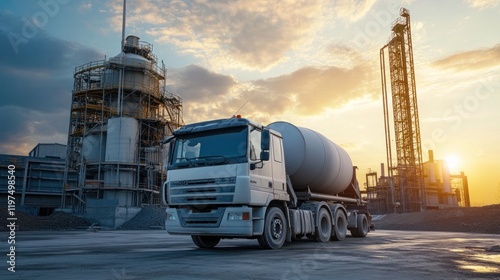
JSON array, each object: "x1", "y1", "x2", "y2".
[
  {"x1": 0, "y1": 144, "x2": 77, "y2": 216},
  {"x1": 62, "y1": 35, "x2": 183, "y2": 227}
]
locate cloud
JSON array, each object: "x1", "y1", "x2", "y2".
[
  {"x1": 0, "y1": 106, "x2": 68, "y2": 155},
  {"x1": 0, "y1": 12, "x2": 103, "y2": 155},
  {"x1": 168, "y1": 60, "x2": 377, "y2": 124},
  {"x1": 107, "y1": 0, "x2": 328, "y2": 70},
  {"x1": 78, "y1": 2, "x2": 92, "y2": 12},
  {"x1": 167, "y1": 65, "x2": 236, "y2": 101},
  {"x1": 464, "y1": 0, "x2": 500, "y2": 9},
  {"x1": 251, "y1": 63, "x2": 375, "y2": 115},
  {"x1": 333, "y1": 0, "x2": 377, "y2": 21},
  {"x1": 431, "y1": 44, "x2": 500, "y2": 71}
]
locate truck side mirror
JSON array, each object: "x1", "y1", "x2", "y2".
[
  {"x1": 260, "y1": 151, "x2": 270, "y2": 161},
  {"x1": 261, "y1": 129, "x2": 270, "y2": 151}
]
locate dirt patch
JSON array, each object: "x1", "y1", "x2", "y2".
[{"x1": 373, "y1": 204, "x2": 500, "y2": 234}]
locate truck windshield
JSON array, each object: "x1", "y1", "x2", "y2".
[{"x1": 170, "y1": 126, "x2": 248, "y2": 169}]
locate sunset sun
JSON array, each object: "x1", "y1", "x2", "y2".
[{"x1": 445, "y1": 154, "x2": 460, "y2": 172}]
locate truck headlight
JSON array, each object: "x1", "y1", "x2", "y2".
[
  {"x1": 227, "y1": 212, "x2": 250, "y2": 221},
  {"x1": 166, "y1": 212, "x2": 176, "y2": 221}
]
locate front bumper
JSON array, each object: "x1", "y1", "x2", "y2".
[{"x1": 165, "y1": 206, "x2": 257, "y2": 237}]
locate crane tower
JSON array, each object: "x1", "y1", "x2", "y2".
[{"x1": 380, "y1": 8, "x2": 425, "y2": 213}]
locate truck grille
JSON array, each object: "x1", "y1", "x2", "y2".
[
  {"x1": 177, "y1": 208, "x2": 226, "y2": 228},
  {"x1": 168, "y1": 177, "x2": 236, "y2": 205}
]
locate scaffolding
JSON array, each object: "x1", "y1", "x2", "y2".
[
  {"x1": 62, "y1": 36, "x2": 183, "y2": 212},
  {"x1": 378, "y1": 8, "x2": 424, "y2": 213},
  {"x1": 366, "y1": 171, "x2": 392, "y2": 214},
  {"x1": 450, "y1": 172, "x2": 470, "y2": 208}
]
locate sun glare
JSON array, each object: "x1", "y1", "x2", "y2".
[{"x1": 445, "y1": 154, "x2": 460, "y2": 172}]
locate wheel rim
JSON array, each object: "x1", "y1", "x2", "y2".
[{"x1": 272, "y1": 217, "x2": 283, "y2": 239}]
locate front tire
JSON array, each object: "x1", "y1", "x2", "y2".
[
  {"x1": 191, "y1": 235, "x2": 221, "y2": 249},
  {"x1": 258, "y1": 207, "x2": 287, "y2": 249}
]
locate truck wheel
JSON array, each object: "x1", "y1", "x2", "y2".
[
  {"x1": 314, "y1": 208, "x2": 332, "y2": 243},
  {"x1": 350, "y1": 214, "x2": 369, "y2": 238},
  {"x1": 191, "y1": 235, "x2": 221, "y2": 249},
  {"x1": 258, "y1": 207, "x2": 287, "y2": 249},
  {"x1": 331, "y1": 209, "x2": 347, "y2": 241}
]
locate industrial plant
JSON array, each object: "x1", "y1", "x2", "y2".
[
  {"x1": 60, "y1": 35, "x2": 183, "y2": 227},
  {"x1": 364, "y1": 8, "x2": 470, "y2": 214},
  {"x1": 0, "y1": 6, "x2": 472, "y2": 228}
]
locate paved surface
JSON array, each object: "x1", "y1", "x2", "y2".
[{"x1": 1, "y1": 230, "x2": 499, "y2": 280}]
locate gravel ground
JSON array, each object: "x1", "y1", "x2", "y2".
[
  {"x1": 0, "y1": 209, "x2": 91, "y2": 231},
  {"x1": 2, "y1": 204, "x2": 499, "y2": 234},
  {"x1": 373, "y1": 204, "x2": 500, "y2": 234}
]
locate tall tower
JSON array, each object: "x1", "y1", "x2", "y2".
[
  {"x1": 380, "y1": 8, "x2": 424, "y2": 213},
  {"x1": 63, "y1": 35, "x2": 183, "y2": 219}
]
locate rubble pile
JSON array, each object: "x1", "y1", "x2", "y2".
[{"x1": 118, "y1": 206, "x2": 166, "y2": 230}]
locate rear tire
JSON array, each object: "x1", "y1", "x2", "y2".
[
  {"x1": 314, "y1": 208, "x2": 332, "y2": 243},
  {"x1": 331, "y1": 209, "x2": 347, "y2": 241},
  {"x1": 350, "y1": 214, "x2": 369, "y2": 238},
  {"x1": 258, "y1": 207, "x2": 287, "y2": 249},
  {"x1": 191, "y1": 235, "x2": 221, "y2": 249}
]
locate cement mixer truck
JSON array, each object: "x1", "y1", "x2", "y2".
[{"x1": 162, "y1": 117, "x2": 371, "y2": 249}]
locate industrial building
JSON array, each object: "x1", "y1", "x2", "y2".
[
  {"x1": 366, "y1": 150, "x2": 470, "y2": 214},
  {"x1": 62, "y1": 35, "x2": 183, "y2": 227},
  {"x1": 0, "y1": 143, "x2": 77, "y2": 216},
  {"x1": 422, "y1": 150, "x2": 457, "y2": 208},
  {"x1": 367, "y1": 8, "x2": 470, "y2": 214}
]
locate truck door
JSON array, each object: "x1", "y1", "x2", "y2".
[
  {"x1": 249, "y1": 127, "x2": 273, "y2": 191},
  {"x1": 271, "y1": 135, "x2": 286, "y2": 191}
]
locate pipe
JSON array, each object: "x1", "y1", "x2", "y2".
[
  {"x1": 296, "y1": 191, "x2": 365, "y2": 205},
  {"x1": 121, "y1": 0, "x2": 126, "y2": 50}
]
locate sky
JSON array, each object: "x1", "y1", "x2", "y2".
[{"x1": 0, "y1": 0, "x2": 499, "y2": 206}]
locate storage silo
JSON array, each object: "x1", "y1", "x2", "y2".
[
  {"x1": 105, "y1": 117, "x2": 139, "y2": 163},
  {"x1": 64, "y1": 35, "x2": 183, "y2": 226}
]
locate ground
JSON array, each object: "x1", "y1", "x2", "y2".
[
  {"x1": 1, "y1": 204, "x2": 499, "y2": 234},
  {"x1": 2, "y1": 230, "x2": 499, "y2": 279},
  {"x1": 373, "y1": 204, "x2": 500, "y2": 234}
]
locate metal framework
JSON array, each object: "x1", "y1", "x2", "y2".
[
  {"x1": 379, "y1": 8, "x2": 424, "y2": 213},
  {"x1": 62, "y1": 37, "x2": 183, "y2": 212},
  {"x1": 450, "y1": 172, "x2": 470, "y2": 208}
]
